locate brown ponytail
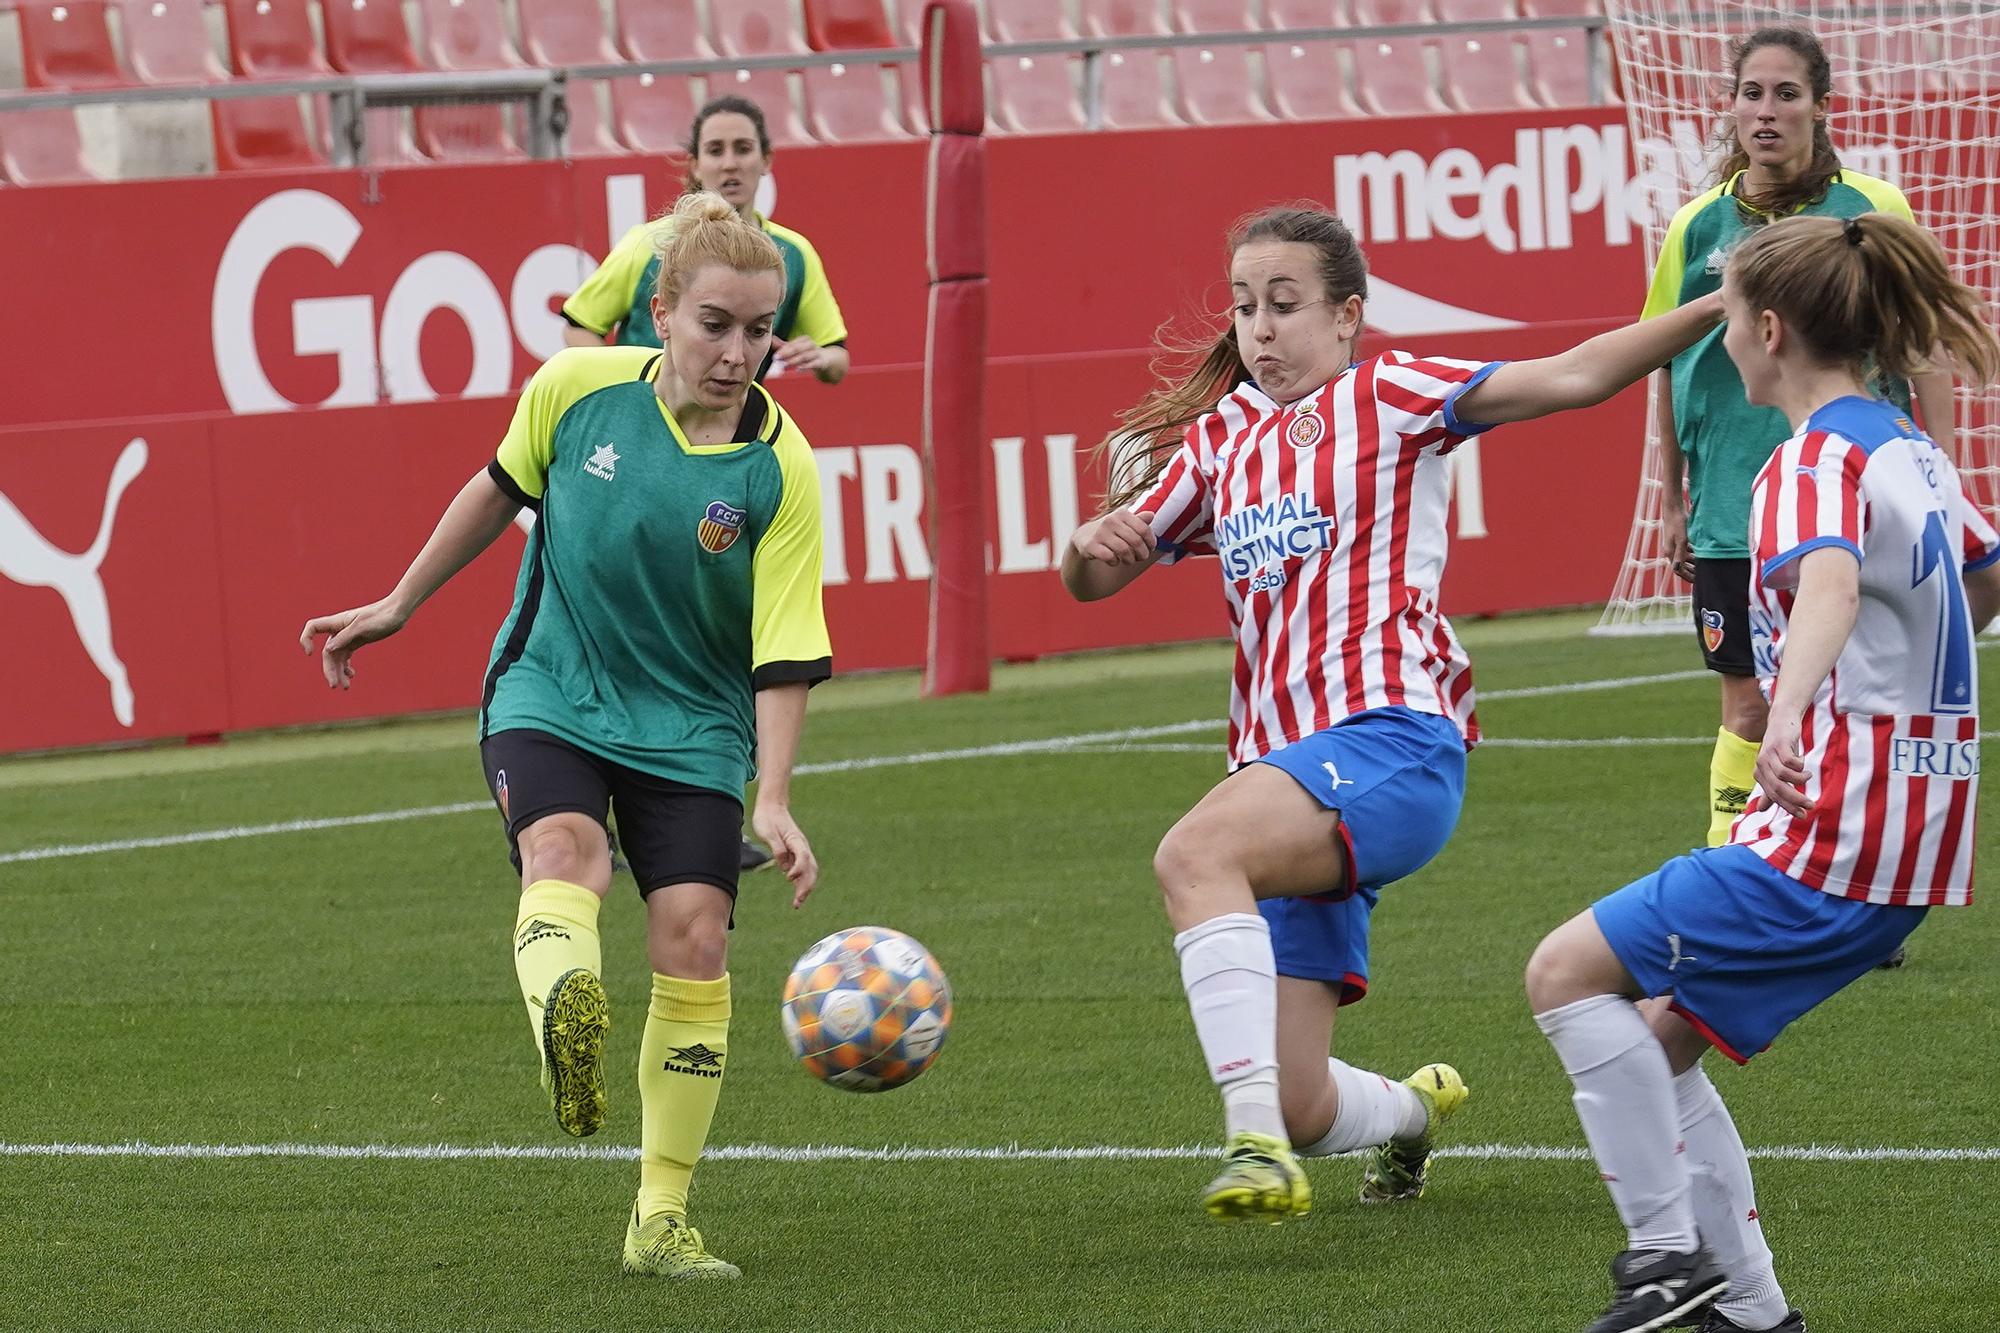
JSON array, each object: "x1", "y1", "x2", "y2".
[
  {"x1": 1712, "y1": 28, "x2": 1841, "y2": 216},
  {"x1": 1729, "y1": 212, "x2": 2000, "y2": 386}
]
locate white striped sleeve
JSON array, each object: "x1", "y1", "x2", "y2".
[
  {"x1": 1760, "y1": 431, "x2": 1866, "y2": 587},
  {"x1": 1958, "y1": 489, "x2": 2000, "y2": 571},
  {"x1": 1134, "y1": 426, "x2": 1215, "y2": 562},
  {"x1": 1372, "y1": 352, "x2": 1505, "y2": 453}
]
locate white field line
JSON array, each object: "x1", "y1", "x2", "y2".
[
  {"x1": 3, "y1": 1138, "x2": 1998, "y2": 1165},
  {"x1": 0, "y1": 664, "x2": 1984, "y2": 867}
]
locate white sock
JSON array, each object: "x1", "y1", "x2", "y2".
[
  {"x1": 1535, "y1": 994, "x2": 1698, "y2": 1253},
  {"x1": 1677, "y1": 1065, "x2": 1790, "y2": 1329},
  {"x1": 1295, "y1": 1059, "x2": 1427, "y2": 1156},
  {"x1": 1174, "y1": 913, "x2": 1284, "y2": 1140}
]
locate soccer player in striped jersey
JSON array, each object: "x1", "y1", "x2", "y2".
[
  {"x1": 1061, "y1": 205, "x2": 1724, "y2": 1225},
  {"x1": 1527, "y1": 213, "x2": 2000, "y2": 1333},
  {"x1": 301, "y1": 193, "x2": 831, "y2": 1280}
]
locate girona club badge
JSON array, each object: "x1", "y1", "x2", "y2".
[
  {"x1": 1287, "y1": 402, "x2": 1325, "y2": 449},
  {"x1": 698, "y1": 500, "x2": 746, "y2": 554},
  {"x1": 1701, "y1": 608, "x2": 1726, "y2": 654}
]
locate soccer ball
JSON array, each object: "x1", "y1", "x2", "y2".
[{"x1": 781, "y1": 926, "x2": 952, "y2": 1092}]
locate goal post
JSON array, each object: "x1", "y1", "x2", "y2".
[{"x1": 1593, "y1": 0, "x2": 2000, "y2": 636}]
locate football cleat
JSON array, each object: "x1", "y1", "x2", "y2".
[
  {"x1": 1691, "y1": 1308, "x2": 1805, "y2": 1332},
  {"x1": 739, "y1": 837, "x2": 775, "y2": 873},
  {"x1": 1360, "y1": 1062, "x2": 1469, "y2": 1203},
  {"x1": 1584, "y1": 1246, "x2": 1727, "y2": 1332},
  {"x1": 1202, "y1": 1131, "x2": 1312, "y2": 1224},
  {"x1": 542, "y1": 967, "x2": 608, "y2": 1138},
  {"x1": 621, "y1": 1209, "x2": 741, "y2": 1279}
]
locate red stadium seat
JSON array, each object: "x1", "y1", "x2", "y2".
[
  {"x1": 1264, "y1": 1, "x2": 1346, "y2": 29},
  {"x1": 891, "y1": 0, "x2": 926, "y2": 47},
  {"x1": 318, "y1": 0, "x2": 419, "y2": 73},
  {"x1": 1525, "y1": 26, "x2": 1614, "y2": 106},
  {"x1": 1350, "y1": 0, "x2": 1433, "y2": 23},
  {"x1": 17, "y1": 0, "x2": 127, "y2": 88},
  {"x1": 609, "y1": 72, "x2": 699, "y2": 151},
  {"x1": 518, "y1": 0, "x2": 619, "y2": 64},
  {"x1": 1264, "y1": 39, "x2": 1360, "y2": 120},
  {"x1": 416, "y1": 0, "x2": 522, "y2": 70},
  {"x1": 1433, "y1": 0, "x2": 1514, "y2": 18},
  {"x1": 212, "y1": 95, "x2": 327, "y2": 169},
  {"x1": 1173, "y1": 0, "x2": 1260, "y2": 31},
  {"x1": 803, "y1": 60, "x2": 911, "y2": 140},
  {"x1": 894, "y1": 60, "x2": 926, "y2": 132},
  {"x1": 1440, "y1": 33, "x2": 1531, "y2": 110},
  {"x1": 986, "y1": 0, "x2": 1076, "y2": 41},
  {"x1": 1518, "y1": 0, "x2": 1601, "y2": 15},
  {"x1": 614, "y1": 0, "x2": 712, "y2": 60},
  {"x1": 116, "y1": 0, "x2": 228, "y2": 84},
  {"x1": 317, "y1": 0, "x2": 509, "y2": 161},
  {"x1": 1349, "y1": 36, "x2": 1446, "y2": 115},
  {"x1": 1082, "y1": 0, "x2": 1169, "y2": 37},
  {"x1": 712, "y1": 0, "x2": 808, "y2": 57},
  {"x1": 1098, "y1": 49, "x2": 1182, "y2": 128},
  {"x1": 0, "y1": 108, "x2": 99, "y2": 181},
  {"x1": 988, "y1": 53, "x2": 1086, "y2": 133},
  {"x1": 221, "y1": 0, "x2": 330, "y2": 76},
  {"x1": 1173, "y1": 44, "x2": 1273, "y2": 124},
  {"x1": 802, "y1": 0, "x2": 895, "y2": 50},
  {"x1": 708, "y1": 66, "x2": 812, "y2": 144}
]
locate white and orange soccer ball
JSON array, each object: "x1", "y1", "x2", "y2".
[{"x1": 781, "y1": 926, "x2": 952, "y2": 1092}]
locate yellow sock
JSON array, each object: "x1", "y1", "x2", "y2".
[
  {"x1": 636, "y1": 972, "x2": 732, "y2": 1221},
  {"x1": 512, "y1": 880, "x2": 604, "y2": 1054},
  {"x1": 1707, "y1": 726, "x2": 1760, "y2": 847}
]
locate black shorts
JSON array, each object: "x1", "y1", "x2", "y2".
[
  {"x1": 479, "y1": 728, "x2": 743, "y2": 897},
  {"x1": 1691, "y1": 557, "x2": 1755, "y2": 677}
]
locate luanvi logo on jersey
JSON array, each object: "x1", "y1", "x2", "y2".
[
  {"x1": 584, "y1": 443, "x2": 620, "y2": 481},
  {"x1": 0, "y1": 437, "x2": 149, "y2": 727},
  {"x1": 515, "y1": 918, "x2": 572, "y2": 953},
  {"x1": 1217, "y1": 492, "x2": 1335, "y2": 581},
  {"x1": 663, "y1": 1043, "x2": 726, "y2": 1077},
  {"x1": 697, "y1": 500, "x2": 746, "y2": 554}
]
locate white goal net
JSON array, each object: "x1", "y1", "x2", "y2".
[{"x1": 1595, "y1": 0, "x2": 2000, "y2": 635}]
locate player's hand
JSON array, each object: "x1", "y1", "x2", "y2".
[
  {"x1": 299, "y1": 597, "x2": 409, "y2": 690},
  {"x1": 752, "y1": 801, "x2": 819, "y2": 908},
  {"x1": 1071, "y1": 510, "x2": 1157, "y2": 565},
  {"x1": 1662, "y1": 503, "x2": 1694, "y2": 583},
  {"x1": 772, "y1": 336, "x2": 829, "y2": 375},
  {"x1": 1754, "y1": 717, "x2": 1812, "y2": 819}
]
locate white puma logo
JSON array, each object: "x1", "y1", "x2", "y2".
[{"x1": 0, "y1": 437, "x2": 149, "y2": 727}]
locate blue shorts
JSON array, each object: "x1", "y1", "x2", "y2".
[
  {"x1": 1593, "y1": 844, "x2": 1926, "y2": 1063},
  {"x1": 1253, "y1": 707, "x2": 1468, "y2": 1001}
]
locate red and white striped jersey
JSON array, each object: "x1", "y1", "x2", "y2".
[
  {"x1": 1136, "y1": 351, "x2": 1501, "y2": 768},
  {"x1": 1733, "y1": 396, "x2": 1999, "y2": 907}
]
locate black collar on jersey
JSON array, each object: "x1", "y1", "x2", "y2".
[{"x1": 639, "y1": 354, "x2": 783, "y2": 444}]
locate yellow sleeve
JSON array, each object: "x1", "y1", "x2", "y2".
[
  {"x1": 560, "y1": 223, "x2": 656, "y2": 337},
  {"x1": 788, "y1": 231, "x2": 849, "y2": 347},
  {"x1": 1848, "y1": 173, "x2": 1915, "y2": 221},
  {"x1": 494, "y1": 347, "x2": 657, "y2": 501},
  {"x1": 751, "y1": 404, "x2": 833, "y2": 686},
  {"x1": 1640, "y1": 195, "x2": 1705, "y2": 320}
]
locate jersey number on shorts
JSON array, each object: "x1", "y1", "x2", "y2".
[{"x1": 1914, "y1": 508, "x2": 1975, "y2": 714}]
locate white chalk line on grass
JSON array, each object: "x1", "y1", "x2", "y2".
[
  {"x1": 0, "y1": 664, "x2": 1985, "y2": 867},
  {"x1": 4, "y1": 1139, "x2": 1998, "y2": 1165}
]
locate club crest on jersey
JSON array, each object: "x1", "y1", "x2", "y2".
[
  {"x1": 1217, "y1": 491, "x2": 1335, "y2": 581},
  {"x1": 698, "y1": 500, "x2": 746, "y2": 554},
  {"x1": 1701, "y1": 608, "x2": 1726, "y2": 653},
  {"x1": 1286, "y1": 403, "x2": 1325, "y2": 449}
]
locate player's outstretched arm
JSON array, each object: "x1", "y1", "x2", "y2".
[
  {"x1": 752, "y1": 682, "x2": 819, "y2": 908},
  {"x1": 298, "y1": 468, "x2": 521, "y2": 689},
  {"x1": 1754, "y1": 549, "x2": 1862, "y2": 818},
  {"x1": 1456, "y1": 291, "x2": 1725, "y2": 426},
  {"x1": 1061, "y1": 510, "x2": 1162, "y2": 602}
]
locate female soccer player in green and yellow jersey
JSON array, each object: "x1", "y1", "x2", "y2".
[
  {"x1": 1646, "y1": 27, "x2": 1954, "y2": 850},
  {"x1": 300, "y1": 192, "x2": 831, "y2": 1280},
  {"x1": 561, "y1": 94, "x2": 850, "y2": 385}
]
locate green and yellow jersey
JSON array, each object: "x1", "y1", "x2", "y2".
[
  {"x1": 482, "y1": 346, "x2": 831, "y2": 796},
  {"x1": 1642, "y1": 168, "x2": 1914, "y2": 558},
  {"x1": 560, "y1": 212, "x2": 849, "y2": 364}
]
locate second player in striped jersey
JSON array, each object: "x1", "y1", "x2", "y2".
[
  {"x1": 1061, "y1": 205, "x2": 1725, "y2": 1226},
  {"x1": 1528, "y1": 212, "x2": 2000, "y2": 1333}
]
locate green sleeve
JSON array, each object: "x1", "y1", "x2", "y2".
[
  {"x1": 560, "y1": 224, "x2": 655, "y2": 337},
  {"x1": 789, "y1": 234, "x2": 848, "y2": 347},
  {"x1": 750, "y1": 409, "x2": 833, "y2": 686}
]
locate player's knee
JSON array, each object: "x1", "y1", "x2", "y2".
[
  {"x1": 1523, "y1": 932, "x2": 1576, "y2": 1012},
  {"x1": 521, "y1": 820, "x2": 608, "y2": 888},
  {"x1": 1721, "y1": 679, "x2": 1769, "y2": 740},
  {"x1": 1151, "y1": 822, "x2": 1224, "y2": 905},
  {"x1": 671, "y1": 917, "x2": 729, "y2": 977}
]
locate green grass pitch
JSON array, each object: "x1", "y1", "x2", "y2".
[{"x1": 3, "y1": 612, "x2": 1996, "y2": 1330}]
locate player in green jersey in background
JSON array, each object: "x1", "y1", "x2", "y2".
[
  {"x1": 301, "y1": 192, "x2": 831, "y2": 1280},
  {"x1": 1645, "y1": 27, "x2": 1954, "y2": 868}
]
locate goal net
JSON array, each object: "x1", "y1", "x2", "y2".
[{"x1": 1594, "y1": 0, "x2": 2000, "y2": 635}]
